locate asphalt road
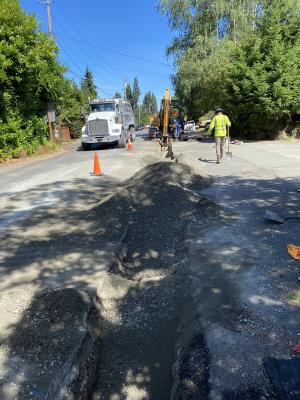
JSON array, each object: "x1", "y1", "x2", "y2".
[
  {"x1": 1, "y1": 137, "x2": 299, "y2": 225},
  {"x1": 0, "y1": 135, "x2": 299, "y2": 399},
  {"x1": 0, "y1": 131, "x2": 155, "y2": 231},
  {"x1": 174, "y1": 139, "x2": 300, "y2": 398}
]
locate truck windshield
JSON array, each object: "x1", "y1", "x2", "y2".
[{"x1": 90, "y1": 103, "x2": 115, "y2": 112}]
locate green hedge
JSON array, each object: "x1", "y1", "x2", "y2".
[{"x1": 0, "y1": 115, "x2": 48, "y2": 160}]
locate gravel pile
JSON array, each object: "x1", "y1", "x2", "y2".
[
  {"x1": 91, "y1": 159, "x2": 218, "y2": 400},
  {"x1": 92, "y1": 159, "x2": 215, "y2": 280}
]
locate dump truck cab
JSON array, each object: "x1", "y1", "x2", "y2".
[{"x1": 81, "y1": 98, "x2": 135, "y2": 150}]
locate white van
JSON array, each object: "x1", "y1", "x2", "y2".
[{"x1": 81, "y1": 99, "x2": 135, "y2": 150}]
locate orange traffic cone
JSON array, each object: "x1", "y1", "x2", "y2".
[
  {"x1": 93, "y1": 152, "x2": 103, "y2": 176},
  {"x1": 127, "y1": 137, "x2": 133, "y2": 151}
]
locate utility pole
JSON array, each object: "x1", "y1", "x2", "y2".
[
  {"x1": 138, "y1": 102, "x2": 141, "y2": 125},
  {"x1": 41, "y1": 0, "x2": 54, "y2": 138},
  {"x1": 123, "y1": 76, "x2": 127, "y2": 100},
  {"x1": 46, "y1": 0, "x2": 53, "y2": 38}
]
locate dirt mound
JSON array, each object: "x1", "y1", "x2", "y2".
[
  {"x1": 89, "y1": 159, "x2": 215, "y2": 281},
  {"x1": 126, "y1": 158, "x2": 212, "y2": 193},
  {"x1": 91, "y1": 160, "x2": 216, "y2": 281},
  {"x1": 91, "y1": 160, "x2": 218, "y2": 399}
]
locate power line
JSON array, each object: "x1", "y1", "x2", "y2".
[
  {"x1": 112, "y1": 66, "x2": 172, "y2": 76},
  {"x1": 100, "y1": 88, "x2": 122, "y2": 97},
  {"x1": 57, "y1": 38, "x2": 85, "y2": 76},
  {"x1": 55, "y1": 21, "x2": 170, "y2": 79},
  {"x1": 66, "y1": 71, "x2": 122, "y2": 98},
  {"x1": 54, "y1": 22, "x2": 118, "y2": 87},
  {"x1": 67, "y1": 69, "x2": 83, "y2": 80},
  {"x1": 55, "y1": 1, "x2": 125, "y2": 78},
  {"x1": 57, "y1": 36, "x2": 125, "y2": 97},
  {"x1": 70, "y1": 38, "x2": 171, "y2": 67}
]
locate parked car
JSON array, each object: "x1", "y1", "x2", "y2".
[
  {"x1": 186, "y1": 120, "x2": 196, "y2": 132},
  {"x1": 204, "y1": 121, "x2": 211, "y2": 130},
  {"x1": 135, "y1": 125, "x2": 143, "y2": 131},
  {"x1": 148, "y1": 126, "x2": 157, "y2": 139}
]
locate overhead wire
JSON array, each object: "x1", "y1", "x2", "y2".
[
  {"x1": 52, "y1": 2, "x2": 168, "y2": 99},
  {"x1": 70, "y1": 38, "x2": 172, "y2": 68},
  {"x1": 55, "y1": 1, "x2": 125, "y2": 78},
  {"x1": 52, "y1": 3, "x2": 128, "y2": 96},
  {"x1": 56, "y1": 19, "x2": 171, "y2": 78},
  {"x1": 54, "y1": 21, "x2": 118, "y2": 87},
  {"x1": 67, "y1": 69, "x2": 83, "y2": 80},
  {"x1": 56, "y1": 38, "x2": 85, "y2": 76}
]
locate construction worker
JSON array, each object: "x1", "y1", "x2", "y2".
[
  {"x1": 174, "y1": 119, "x2": 180, "y2": 140},
  {"x1": 209, "y1": 108, "x2": 231, "y2": 164}
]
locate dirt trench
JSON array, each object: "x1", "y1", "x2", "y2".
[{"x1": 87, "y1": 159, "x2": 218, "y2": 400}]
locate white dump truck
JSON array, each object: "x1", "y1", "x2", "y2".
[{"x1": 81, "y1": 98, "x2": 135, "y2": 150}]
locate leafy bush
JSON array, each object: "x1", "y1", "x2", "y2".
[
  {"x1": 69, "y1": 119, "x2": 83, "y2": 139},
  {"x1": 0, "y1": 1, "x2": 75, "y2": 160},
  {"x1": 0, "y1": 114, "x2": 48, "y2": 160}
]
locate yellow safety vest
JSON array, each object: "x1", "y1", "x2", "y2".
[{"x1": 209, "y1": 115, "x2": 231, "y2": 137}]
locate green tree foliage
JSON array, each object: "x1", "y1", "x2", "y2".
[
  {"x1": 225, "y1": 1, "x2": 300, "y2": 137},
  {"x1": 142, "y1": 92, "x2": 158, "y2": 114},
  {"x1": 160, "y1": 0, "x2": 300, "y2": 138},
  {"x1": 0, "y1": 0, "x2": 97, "y2": 157},
  {"x1": 125, "y1": 83, "x2": 133, "y2": 102},
  {"x1": 114, "y1": 92, "x2": 122, "y2": 99},
  {"x1": 57, "y1": 79, "x2": 83, "y2": 138},
  {"x1": 139, "y1": 109, "x2": 151, "y2": 126},
  {"x1": 132, "y1": 77, "x2": 140, "y2": 109},
  {"x1": 0, "y1": 0, "x2": 67, "y2": 158},
  {"x1": 81, "y1": 68, "x2": 97, "y2": 103}
]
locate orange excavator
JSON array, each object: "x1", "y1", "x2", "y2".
[
  {"x1": 158, "y1": 89, "x2": 185, "y2": 150},
  {"x1": 158, "y1": 88, "x2": 171, "y2": 150}
]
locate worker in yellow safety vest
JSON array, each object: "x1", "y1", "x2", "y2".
[{"x1": 209, "y1": 108, "x2": 231, "y2": 164}]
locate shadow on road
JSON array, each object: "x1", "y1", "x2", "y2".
[
  {"x1": 77, "y1": 142, "x2": 120, "y2": 152},
  {"x1": 0, "y1": 160, "x2": 300, "y2": 398},
  {"x1": 199, "y1": 158, "x2": 217, "y2": 163}
]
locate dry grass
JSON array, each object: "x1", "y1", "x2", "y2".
[{"x1": 287, "y1": 290, "x2": 300, "y2": 307}]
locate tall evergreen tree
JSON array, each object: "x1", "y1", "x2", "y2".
[
  {"x1": 224, "y1": 0, "x2": 300, "y2": 137},
  {"x1": 125, "y1": 83, "x2": 133, "y2": 102},
  {"x1": 142, "y1": 92, "x2": 158, "y2": 115},
  {"x1": 81, "y1": 68, "x2": 97, "y2": 102},
  {"x1": 132, "y1": 77, "x2": 141, "y2": 110}
]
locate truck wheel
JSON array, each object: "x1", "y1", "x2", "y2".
[{"x1": 82, "y1": 143, "x2": 91, "y2": 151}]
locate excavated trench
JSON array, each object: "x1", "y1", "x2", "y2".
[
  {"x1": 3, "y1": 158, "x2": 298, "y2": 399},
  {"x1": 87, "y1": 159, "x2": 219, "y2": 400}
]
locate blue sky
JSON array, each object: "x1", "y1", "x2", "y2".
[{"x1": 20, "y1": 0, "x2": 174, "y2": 103}]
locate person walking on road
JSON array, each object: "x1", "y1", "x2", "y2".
[
  {"x1": 209, "y1": 108, "x2": 231, "y2": 164},
  {"x1": 174, "y1": 119, "x2": 180, "y2": 140}
]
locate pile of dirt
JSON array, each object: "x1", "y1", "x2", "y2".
[
  {"x1": 90, "y1": 160, "x2": 218, "y2": 399},
  {"x1": 92, "y1": 159, "x2": 214, "y2": 281}
]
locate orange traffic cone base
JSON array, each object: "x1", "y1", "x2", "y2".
[
  {"x1": 93, "y1": 152, "x2": 103, "y2": 176},
  {"x1": 127, "y1": 138, "x2": 133, "y2": 151}
]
